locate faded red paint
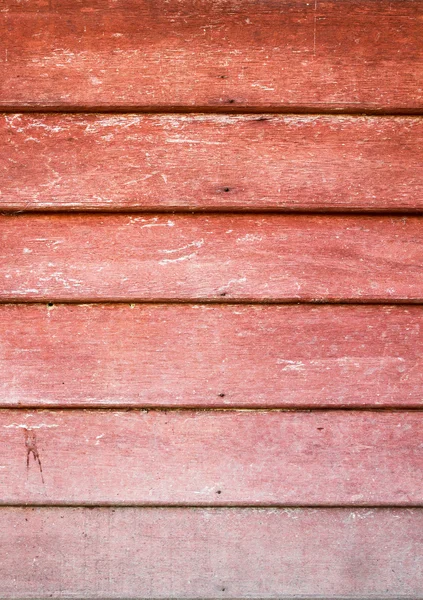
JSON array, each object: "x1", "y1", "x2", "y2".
[
  {"x1": 0, "y1": 507, "x2": 422, "y2": 598},
  {"x1": 1, "y1": 0, "x2": 422, "y2": 111},
  {"x1": 2, "y1": 0, "x2": 423, "y2": 597},
  {"x1": 1, "y1": 303, "x2": 423, "y2": 408},
  {"x1": 0, "y1": 410, "x2": 421, "y2": 505},
  {"x1": 2, "y1": 213, "x2": 423, "y2": 302},
  {"x1": 2, "y1": 114, "x2": 423, "y2": 212}
]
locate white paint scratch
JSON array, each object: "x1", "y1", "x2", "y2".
[
  {"x1": 159, "y1": 252, "x2": 197, "y2": 265},
  {"x1": 251, "y1": 83, "x2": 275, "y2": 91},
  {"x1": 4, "y1": 424, "x2": 58, "y2": 430},
  {"x1": 165, "y1": 138, "x2": 222, "y2": 145},
  {"x1": 277, "y1": 360, "x2": 306, "y2": 372},
  {"x1": 132, "y1": 217, "x2": 175, "y2": 228},
  {"x1": 159, "y1": 240, "x2": 204, "y2": 254}
]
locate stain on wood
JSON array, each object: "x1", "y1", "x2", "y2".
[
  {"x1": 1, "y1": 1, "x2": 422, "y2": 112},
  {"x1": 1, "y1": 303, "x2": 423, "y2": 408},
  {"x1": 2, "y1": 114, "x2": 423, "y2": 212},
  {"x1": 23, "y1": 428, "x2": 44, "y2": 484}
]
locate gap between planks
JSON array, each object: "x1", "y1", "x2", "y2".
[
  {"x1": 1, "y1": 504, "x2": 422, "y2": 509},
  {"x1": 2, "y1": 107, "x2": 423, "y2": 116},
  {"x1": 4, "y1": 209, "x2": 423, "y2": 216},
  {"x1": 0, "y1": 597, "x2": 417, "y2": 600},
  {"x1": 5, "y1": 299, "x2": 423, "y2": 306},
  {"x1": 2, "y1": 407, "x2": 423, "y2": 413}
]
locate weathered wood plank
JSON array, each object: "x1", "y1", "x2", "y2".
[
  {"x1": 2, "y1": 114, "x2": 423, "y2": 212},
  {"x1": 0, "y1": 507, "x2": 421, "y2": 598},
  {"x1": 1, "y1": 1, "x2": 422, "y2": 112},
  {"x1": 1, "y1": 214, "x2": 423, "y2": 302},
  {"x1": 2, "y1": 303, "x2": 423, "y2": 408},
  {"x1": 0, "y1": 410, "x2": 422, "y2": 505}
]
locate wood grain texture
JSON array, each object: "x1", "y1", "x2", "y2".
[
  {"x1": 2, "y1": 114, "x2": 423, "y2": 212},
  {"x1": 1, "y1": 409, "x2": 422, "y2": 505},
  {"x1": 1, "y1": 1, "x2": 422, "y2": 112},
  {"x1": 1, "y1": 214, "x2": 423, "y2": 302},
  {"x1": 0, "y1": 507, "x2": 422, "y2": 598},
  {"x1": 2, "y1": 303, "x2": 423, "y2": 408}
]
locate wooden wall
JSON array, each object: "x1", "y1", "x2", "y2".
[{"x1": 0, "y1": 1, "x2": 422, "y2": 598}]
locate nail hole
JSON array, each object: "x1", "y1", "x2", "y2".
[
  {"x1": 47, "y1": 302, "x2": 54, "y2": 307},
  {"x1": 220, "y1": 292, "x2": 227, "y2": 297},
  {"x1": 218, "y1": 393, "x2": 225, "y2": 398},
  {"x1": 228, "y1": 99, "x2": 235, "y2": 104},
  {"x1": 223, "y1": 187, "x2": 230, "y2": 192},
  {"x1": 317, "y1": 427, "x2": 324, "y2": 431},
  {"x1": 216, "y1": 490, "x2": 222, "y2": 494}
]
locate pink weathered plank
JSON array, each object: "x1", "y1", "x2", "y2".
[
  {"x1": 2, "y1": 303, "x2": 423, "y2": 408},
  {"x1": 1, "y1": 1, "x2": 422, "y2": 112},
  {"x1": 1, "y1": 214, "x2": 423, "y2": 302},
  {"x1": 2, "y1": 114, "x2": 423, "y2": 212},
  {"x1": 0, "y1": 507, "x2": 421, "y2": 598},
  {"x1": 1, "y1": 409, "x2": 422, "y2": 505}
]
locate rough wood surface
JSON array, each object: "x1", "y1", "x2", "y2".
[
  {"x1": 2, "y1": 114, "x2": 423, "y2": 212},
  {"x1": 1, "y1": 1, "x2": 422, "y2": 112},
  {"x1": 0, "y1": 507, "x2": 421, "y2": 598},
  {"x1": 1, "y1": 214, "x2": 423, "y2": 302},
  {"x1": 2, "y1": 303, "x2": 423, "y2": 408},
  {"x1": 0, "y1": 409, "x2": 422, "y2": 506}
]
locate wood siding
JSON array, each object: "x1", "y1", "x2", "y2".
[
  {"x1": 1, "y1": 1, "x2": 422, "y2": 112},
  {"x1": 0, "y1": 507, "x2": 422, "y2": 599},
  {"x1": 2, "y1": 214, "x2": 423, "y2": 302},
  {"x1": 1, "y1": 303, "x2": 423, "y2": 408},
  {"x1": 0, "y1": 409, "x2": 422, "y2": 505},
  {"x1": 1, "y1": 1, "x2": 422, "y2": 598},
  {"x1": 2, "y1": 114, "x2": 423, "y2": 213}
]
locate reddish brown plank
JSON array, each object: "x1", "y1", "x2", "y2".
[
  {"x1": 1, "y1": 410, "x2": 422, "y2": 505},
  {"x1": 1, "y1": 214, "x2": 423, "y2": 302},
  {"x1": 0, "y1": 507, "x2": 422, "y2": 598},
  {"x1": 1, "y1": 1, "x2": 422, "y2": 112},
  {"x1": 2, "y1": 303, "x2": 423, "y2": 408},
  {"x1": 2, "y1": 114, "x2": 423, "y2": 212}
]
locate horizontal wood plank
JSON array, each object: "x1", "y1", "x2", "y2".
[
  {"x1": 0, "y1": 410, "x2": 422, "y2": 505},
  {"x1": 1, "y1": 1, "x2": 422, "y2": 112},
  {"x1": 2, "y1": 304, "x2": 423, "y2": 408},
  {"x1": 1, "y1": 214, "x2": 423, "y2": 302},
  {"x1": 0, "y1": 507, "x2": 422, "y2": 598},
  {"x1": 2, "y1": 114, "x2": 423, "y2": 212}
]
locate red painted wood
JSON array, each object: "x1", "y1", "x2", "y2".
[
  {"x1": 1, "y1": 1, "x2": 422, "y2": 112},
  {"x1": 2, "y1": 2, "x2": 421, "y2": 597},
  {"x1": 1, "y1": 410, "x2": 422, "y2": 505},
  {"x1": 2, "y1": 214, "x2": 423, "y2": 302},
  {"x1": 2, "y1": 303, "x2": 423, "y2": 408},
  {"x1": 0, "y1": 507, "x2": 422, "y2": 598},
  {"x1": 2, "y1": 114, "x2": 423, "y2": 212}
]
